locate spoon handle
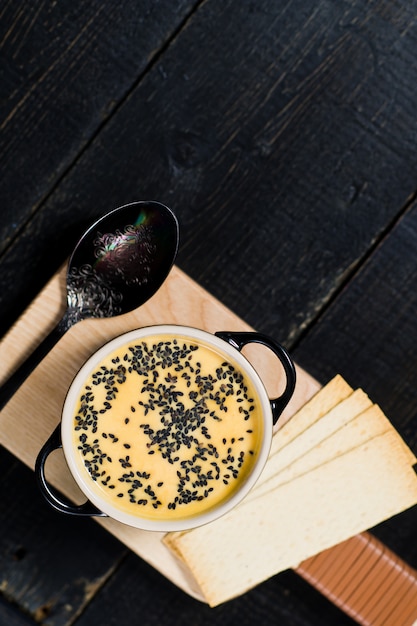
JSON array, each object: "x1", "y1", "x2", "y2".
[{"x1": 0, "y1": 317, "x2": 68, "y2": 411}]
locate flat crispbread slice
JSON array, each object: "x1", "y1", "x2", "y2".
[
  {"x1": 256, "y1": 388, "x2": 372, "y2": 489},
  {"x1": 270, "y1": 375, "x2": 353, "y2": 456},
  {"x1": 248, "y1": 404, "x2": 391, "y2": 501},
  {"x1": 164, "y1": 429, "x2": 417, "y2": 606}
]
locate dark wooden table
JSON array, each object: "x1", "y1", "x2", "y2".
[{"x1": 1, "y1": 1, "x2": 417, "y2": 624}]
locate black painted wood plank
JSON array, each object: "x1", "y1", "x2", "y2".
[
  {"x1": 0, "y1": 447, "x2": 126, "y2": 625},
  {"x1": 1, "y1": 1, "x2": 417, "y2": 625},
  {"x1": 72, "y1": 553, "x2": 356, "y2": 626},
  {"x1": 0, "y1": 0, "x2": 199, "y2": 254},
  {"x1": 2, "y1": 0, "x2": 417, "y2": 345},
  {"x1": 0, "y1": 595, "x2": 36, "y2": 626},
  {"x1": 293, "y1": 200, "x2": 417, "y2": 570}
]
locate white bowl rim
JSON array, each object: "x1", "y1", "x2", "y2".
[{"x1": 61, "y1": 324, "x2": 273, "y2": 531}]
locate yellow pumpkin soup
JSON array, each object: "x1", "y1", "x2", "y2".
[{"x1": 71, "y1": 334, "x2": 264, "y2": 520}]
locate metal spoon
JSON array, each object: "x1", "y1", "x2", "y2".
[{"x1": 0, "y1": 200, "x2": 179, "y2": 410}]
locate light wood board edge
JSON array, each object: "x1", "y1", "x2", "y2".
[{"x1": 0, "y1": 265, "x2": 320, "y2": 601}]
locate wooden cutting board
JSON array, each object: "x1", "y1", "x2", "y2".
[
  {"x1": 1, "y1": 265, "x2": 417, "y2": 626},
  {"x1": 0, "y1": 265, "x2": 319, "y2": 601}
]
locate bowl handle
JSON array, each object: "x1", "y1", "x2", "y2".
[
  {"x1": 215, "y1": 331, "x2": 296, "y2": 425},
  {"x1": 35, "y1": 425, "x2": 106, "y2": 517}
]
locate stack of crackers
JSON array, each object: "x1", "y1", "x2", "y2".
[{"x1": 164, "y1": 376, "x2": 417, "y2": 606}]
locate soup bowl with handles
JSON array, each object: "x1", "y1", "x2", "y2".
[{"x1": 35, "y1": 325, "x2": 296, "y2": 532}]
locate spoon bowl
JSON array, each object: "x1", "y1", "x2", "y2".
[
  {"x1": 0, "y1": 201, "x2": 179, "y2": 409},
  {"x1": 64, "y1": 201, "x2": 178, "y2": 327}
]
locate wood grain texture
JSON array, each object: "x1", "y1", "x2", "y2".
[
  {"x1": 0, "y1": 593, "x2": 36, "y2": 626},
  {"x1": 70, "y1": 551, "x2": 358, "y2": 626},
  {"x1": 1, "y1": 0, "x2": 417, "y2": 624},
  {"x1": 0, "y1": 447, "x2": 125, "y2": 626},
  {"x1": 295, "y1": 200, "x2": 417, "y2": 448},
  {"x1": 0, "y1": 264, "x2": 319, "y2": 615},
  {"x1": 294, "y1": 200, "x2": 417, "y2": 572},
  {"x1": 2, "y1": 0, "x2": 417, "y2": 346},
  {"x1": 0, "y1": 265, "x2": 319, "y2": 418},
  {"x1": 0, "y1": 0, "x2": 198, "y2": 253},
  {"x1": 2, "y1": 264, "x2": 416, "y2": 622},
  {"x1": 297, "y1": 532, "x2": 417, "y2": 626}
]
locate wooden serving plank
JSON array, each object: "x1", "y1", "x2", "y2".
[
  {"x1": 0, "y1": 265, "x2": 319, "y2": 601},
  {"x1": 1, "y1": 265, "x2": 417, "y2": 623}
]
